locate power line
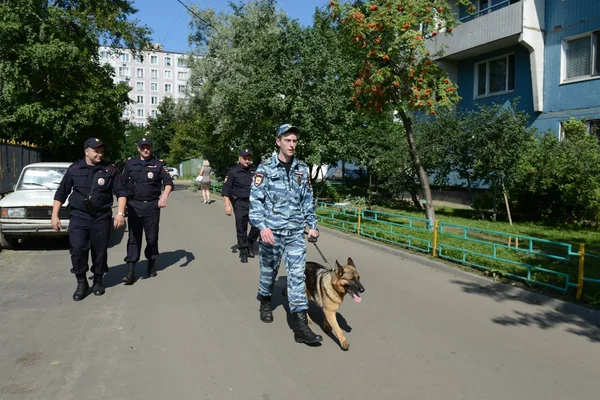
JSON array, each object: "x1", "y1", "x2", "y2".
[{"x1": 175, "y1": 0, "x2": 217, "y2": 30}]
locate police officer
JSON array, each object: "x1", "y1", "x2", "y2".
[
  {"x1": 121, "y1": 137, "x2": 173, "y2": 284},
  {"x1": 249, "y1": 124, "x2": 322, "y2": 345},
  {"x1": 222, "y1": 148, "x2": 260, "y2": 264},
  {"x1": 51, "y1": 137, "x2": 128, "y2": 301}
]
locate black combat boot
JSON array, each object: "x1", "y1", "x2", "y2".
[
  {"x1": 92, "y1": 274, "x2": 105, "y2": 296},
  {"x1": 247, "y1": 242, "x2": 255, "y2": 258},
  {"x1": 122, "y1": 262, "x2": 136, "y2": 285},
  {"x1": 240, "y1": 248, "x2": 248, "y2": 264},
  {"x1": 258, "y1": 295, "x2": 273, "y2": 323},
  {"x1": 292, "y1": 311, "x2": 323, "y2": 344},
  {"x1": 73, "y1": 274, "x2": 90, "y2": 301},
  {"x1": 147, "y1": 259, "x2": 157, "y2": 278}
]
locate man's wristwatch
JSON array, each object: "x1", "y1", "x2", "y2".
[{"x1": 117, "y1": 212, "x2": 125, "y2": 216}]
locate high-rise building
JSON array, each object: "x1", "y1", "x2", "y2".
[{"x1": 99, "y1": 43, "x2": 192, "y2": 126}]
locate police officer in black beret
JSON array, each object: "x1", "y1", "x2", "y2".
[
  {"x1": 120, "y1": 137, "x2": 174, "y2": 284},
  {"x1": 52, "y1": 137, "x2": 128, "y2": 301},
  {"x1": 222, "y1": 148, "x2": 260, "y2": 263}
]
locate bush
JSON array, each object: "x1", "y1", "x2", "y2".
[{"x1": 511, "y1": 120, "x2": 600, "y2": 223}]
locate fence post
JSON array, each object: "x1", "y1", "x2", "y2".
[
  {"x1": 357, "y1": 208, "x2": 362, "y2": 236},
  {"x1": 577, "y1": 243, "x2": 585, "y2": 300},
  {"x1": 432, "y1": 220, "x2": 440, "y2": 257}
]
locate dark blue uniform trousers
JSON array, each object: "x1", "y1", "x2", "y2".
[
  {"x1": 68, "y1": 210, "x2": 112, "y2": 275},
  {"x1": 125, "y1": 199, "x2": 160, "y2": 263}
]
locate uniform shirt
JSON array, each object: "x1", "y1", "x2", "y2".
[
  {"x1": 122, "y1": 156, "x2": 173, "y2": 201},
  {"x1": 221, "y1": 164, "x2": 256, "y2": 200},
  {"x1": 54, "y1": 159, "x2": 128, "y2": 213},
  {"x1": 249, "y1": 153, "x2": 317, "y2": 232}
]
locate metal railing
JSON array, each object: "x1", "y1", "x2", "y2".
[{"x1": 315, "y1": 201, "x2": 599, "y2": 300}]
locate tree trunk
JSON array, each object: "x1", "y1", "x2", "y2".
[
  {"x1": 492, "y1": 180, "x2": 498, "y2": 222},
  {"x1": 399, "y1": 109, "x2": 435, "y2": 223}
]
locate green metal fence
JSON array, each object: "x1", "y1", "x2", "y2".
[{"x1": 315, "y1": 201, "x2": 599, "y2": 299}]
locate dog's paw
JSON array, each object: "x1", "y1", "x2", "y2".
[{"x1": 341, "y1": 341, "x2": 350, "y2": 351}]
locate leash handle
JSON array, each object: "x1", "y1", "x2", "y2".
[{"x1": 305, "y1": 228, "x2": 320, "y2": 243}]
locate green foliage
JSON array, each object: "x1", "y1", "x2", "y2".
[
  {"x1": 0, "y1": 0, "x2": 151, "y2": 160},
  {"x1": 511, "y1": 120, "x2": 600, "y2": 223}
]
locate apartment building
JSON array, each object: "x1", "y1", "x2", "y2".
[
  {"x1": 99, "y1": 44, "x2": 192, "y2": 126},
  {"x1": 429, "y1": 0, "x2": 600, "y2": 138}
]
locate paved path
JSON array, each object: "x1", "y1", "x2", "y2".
[{"x1": 1, "y1": 185, "x2": 600, "y2": 400}]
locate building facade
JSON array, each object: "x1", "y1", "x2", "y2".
[
  {"x1": 99, "y1": 44, "x2": 191, "y2": 126},
  {"x1": 430, "y1": 0, "x2": 600, "y2": 138}
]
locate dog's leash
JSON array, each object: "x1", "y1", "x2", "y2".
[{"x1": 306, "y1": 230, "x2": 334, "y2": 270}]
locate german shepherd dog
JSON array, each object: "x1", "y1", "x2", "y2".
[{"x1": 290, "y1": 257, "x2": 365, "y2": 350}]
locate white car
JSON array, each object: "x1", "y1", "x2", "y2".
[
  {"x1": 167, "y1": 167, "x2": 179, "y2": 180},
  {"x1": 0, "y1": 162, "x2": 71, "y2": 250}
]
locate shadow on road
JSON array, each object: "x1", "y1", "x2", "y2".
[
  {"x1": 103, "y1": 249, "x2": 196, "y2": 288},
  {"x1": 8, "y1": 236, "x2": 70, "y2": 251},
  {"x1": 450, "y1": 279, "x2": 600, "y2": 343},
  {"x1": 271, "y1": 276, "x2": 352, "y2": 349}
]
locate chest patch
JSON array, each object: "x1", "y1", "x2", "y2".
[
  {"x1": 254, "y1": 173, "x2": 264, "y2": 186},
  {"x1": 297, "y1": 176, "x2": 302, "y2": 185},
  {"x1": 148, "y1": 172, "x2": 154, "y2": 179},
  {"x1": 98, "y1": 178, "x2": 105, "y2": 186}
]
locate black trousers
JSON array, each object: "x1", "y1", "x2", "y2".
[
  {"x1": 68, "y1": 210, "x2": 112, "y2": 276},
  {"x1": 233, "y1": 198, "x2": 259, "y2": 249},
  {"x1": 125, "y1": 199, "x2": 161, "y2": 263}
]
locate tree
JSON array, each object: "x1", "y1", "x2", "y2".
[
  {"x1": 0, "y1": 0, "x2": 151, "y2": 160},
  {"x1": 145, "y1": 97, "x2": 177, "y2": 160},
  {"x1": 330, "y1": 0, "x2": 472, "y2": 223}
]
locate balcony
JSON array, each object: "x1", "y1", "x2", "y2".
[{"x1": 429, "y1": 1, "x2": 523, "y2": 61}]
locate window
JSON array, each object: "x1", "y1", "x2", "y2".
[
  {"x1": 164, "y1": 70, "x2": 172, "y2": 79},
  {"x1": 137, "y1": 95, "x2": 144, "y2": 104},
  {"x1": 119, "y1": 53, "x2": 130, "y2": 62},
  {"x1": 151, "y1": 69, "x2": 158, "y2": 79},
  {"x1": 137, "y1": 109, "x2": 144, "y2": 118},
  {"x1": 475, "y1": 54, "x2": 515, "y2": 97},
  {"x1": 178, "y1": 71, "x2": 188, "y2": 80},
  {"x1": 118, "y1": 67, "x2": 130, "y2": 77},
  {"x1": 135, "y1": 55, "x2": 144, "y2": 63},
  {"x1": 177, "y1": 58, "x2": 187, "y2": 68},
  {"x1": 564, "y1": 32, "x2": 600, "y2": 81},
  {"x1": 164, "y1": 84, "x2": 172, "y2": 92},
  {"x1": 100, "y1": 51, "x2": 109, "y2": 60},
  {"x1": 151, "y1": 96, "x2": 158, "y2": 105},
  {"x1": 136, "y1": 68, "x2": 144, "y2": 78},
  {"x1": 164, "y1": 56, "x2": 172, "y2": 66},
  {"x1": 136, "y1": 82, "x2": 144, "y2": 91},
  {"x1": 151, "y1": 110, "x2": 158, "y2": 118},
  {"x1": 178, "y1": 85, "x2": 186, "y2": 94},
  {"x1": 150, "y1": 55, "x2": 158, "y2": 64},
  {"x1": 123, "y1": 109, "x2": 130, "y2": 118},
  {"x1": 151, "y1": 82, "x2": 158, "y2": 92}
]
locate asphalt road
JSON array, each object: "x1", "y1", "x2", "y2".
[{"x1": 1, "y1": 185, "x2": 600, "y2": 400}]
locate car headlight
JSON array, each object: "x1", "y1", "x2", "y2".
[{"x1": 1, "y1": 207, "x2": 26, "y2": 218}]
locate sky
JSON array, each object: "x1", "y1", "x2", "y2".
[{"x1": 131, "y1": 0, "x2": 327, "y2": 53}]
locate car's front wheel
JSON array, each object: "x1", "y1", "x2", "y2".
[
  {"x1": 0, "y1": 231, "x2": 16, "y2": 250},
  {"x1": 172, "y1": 175, "x2": 178, "y2": 181}
]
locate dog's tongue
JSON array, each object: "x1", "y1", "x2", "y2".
[{"x1": 350, "y1": 293, "x2": 362, "y2": 303}]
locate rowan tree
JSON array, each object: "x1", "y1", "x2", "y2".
[{"x1": 330, "y1": 0, "x2": 472, "y2": 222}]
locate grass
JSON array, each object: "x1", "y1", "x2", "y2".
[{"x1": 316, "y1": 202, "x2": 600, "y2": 308}]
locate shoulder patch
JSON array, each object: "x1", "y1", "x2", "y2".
[
  {"x1": 159, "y1": 159, "x2": 164, "y2": 162},
  {"x1": 254, "y1": 173, "x2": 264, "y2": 187},
  {"x1": 224, "y1": 175, "x2": 228, "y2": 183}
]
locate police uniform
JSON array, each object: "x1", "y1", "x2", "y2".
[
  {"x1": 122, "y1": 138, "x2": 173, "y2": 280},
  {"x1": 249, "y1": 123, "x2": 322, "y2": 345},
  {"x1": 54, "y1": 137, "x2": 128, "y2": 300},
  {"x1": 221, "y1": 148, "x2": 260, "y2": 263}
]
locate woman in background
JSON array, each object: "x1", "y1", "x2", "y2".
[{"x1": 199, "y1": 160, "x2": 212, "y2": 204}]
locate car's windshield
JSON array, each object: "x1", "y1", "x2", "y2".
[{"x1": 17, "y1": 167, "x2": 67, "y2": 191}]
